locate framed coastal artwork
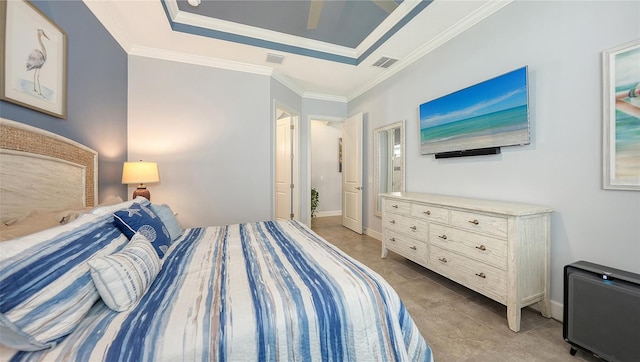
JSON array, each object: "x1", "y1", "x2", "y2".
[
  {"x1": 602, "y1": 39, "x2": 640, "y2": 190},
  {"x1": 0, "y1": 0, "x2": 67, "y2": 119}
]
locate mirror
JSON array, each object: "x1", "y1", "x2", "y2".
[{"x1": 373, "y1": 120, "x2": 405, "y2": 217}]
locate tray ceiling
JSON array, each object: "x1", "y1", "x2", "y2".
[{"x1": 84, "y1": 0, "x2": 512, "y2": 100}]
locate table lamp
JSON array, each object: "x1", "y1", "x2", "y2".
[{"x1": 122, "y1": 161, "x2": 159, "y2": 201}]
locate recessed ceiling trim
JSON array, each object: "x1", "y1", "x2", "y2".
[
  {"x1": 171, "y1": 6, "x2": 358, "y2": 59},
  {"x1": 347, "y1": 0, "x2": 514, "y2": 101},
  {"x1": 162, "y1": 0, "x2": 431, "y2": 66},
  {"x1": 355, "y1": 0, "x2": 427, "y2": 55},
  {"x1": 162, "y1": 0, "x2": 358, "y2": 65},
  {"x1": 357, "y1": 0, "x2": 432, "y2": 63}
]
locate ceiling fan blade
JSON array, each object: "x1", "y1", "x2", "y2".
[
  {"x1": 372, "y1": 0, "x2": 398, "y2": 14},
  {"x1": 307, "y1": 0, "x2": 323, "y2": 30}
]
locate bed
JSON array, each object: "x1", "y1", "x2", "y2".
[{"x1": 0, "y1": 118, "x2": 433, "y2": 361}]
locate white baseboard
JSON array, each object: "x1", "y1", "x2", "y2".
[
  {"x1": 364, "y1": 227, "x2": 382, "y2": 241},
  {"x1": 550, "y1": 299, "x2": 563, "y2": 322},
  {"x1": 315, "y1": 210, "x2": 342, "y2": 217},
  {"x1": 527, "y1": 299, "x2": 563, "y2": 322}
]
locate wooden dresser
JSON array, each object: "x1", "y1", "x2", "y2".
[{"x1": 381, "y1": 192, "x2": 553, "y2": 332}]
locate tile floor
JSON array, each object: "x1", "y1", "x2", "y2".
[{"x1": 311, "y1": 216, "x2": 601, "y2": 362}]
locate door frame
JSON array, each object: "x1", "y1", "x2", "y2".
[
  {"x1": 273, "y1": 101, "x2": 300, "y2": 221},
  {"x1": 306, "y1": 114, "x2": 346, "y2": 226},
  {"x1": 341, "y1": 112, "x2": 363, "y2": 234}
]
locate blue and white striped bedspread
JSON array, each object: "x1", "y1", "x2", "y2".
[{"x1": 5, "y1": 220, "x2": 433, "y2": 361}]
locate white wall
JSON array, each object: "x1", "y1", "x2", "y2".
[
  {"x1": 311, "y1": 120, "x2": 343, "y2": 215},
  {"x1": 349, "y1": 0, "x2": 640, "y2": 314},
  {"x1": 128, "y1": 56, "x2": 272, "y2": 227}
]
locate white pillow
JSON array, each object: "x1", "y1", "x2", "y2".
[{"x1": 87, "y1": 233, "x2": 161, "y2": 312}]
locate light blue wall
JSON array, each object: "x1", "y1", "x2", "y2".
[
  {"x1": 349, "y1": 0, "x2": 640, "y2": 309},
  {"x1": 0, "y1": 1, "x2": 128, "y2": 202},
  {"x1": 128, "y1": 56, "x2": 273, "y2": 227}
]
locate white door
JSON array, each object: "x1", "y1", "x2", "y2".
[
  {"x1": 342, "y1": 113, "x2": 363, "y2": 233},
  {"x1": 276, "y1": 116, "x2": 293, "y2": 220}
]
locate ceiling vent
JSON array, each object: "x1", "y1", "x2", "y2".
[
  {"x1": 266, "y1": 53, "x2": 285, "y2": 64},
  {"x1": 372, "y1": 56, "x2": 398, "y2": 69}
]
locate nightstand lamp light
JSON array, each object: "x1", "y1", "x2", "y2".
[{"x1": 122, "y1": 161, "x2": 159, "y2": 201}]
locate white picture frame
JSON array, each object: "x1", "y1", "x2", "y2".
[
  {"x1": 1, "y1": 0, "x2": 67, "y2": 119},
  {"x1": 602, "y1": 39, "x2": 640, "y2": 191}
]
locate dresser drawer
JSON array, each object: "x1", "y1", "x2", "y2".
[
  {"x1": 385, "y1": 215, "x2": 429, "y2": 240},
  {"x1": 429, "y1": 224, "x2": 507, "y2": 270},
  {"x1": 428, "y1": 246, "x2": 507, "y2": 303},
  {"x1": 384, "y1": 230, "x2": 427, "y2": 263},
  {"x1": 383, "y1": 199, "x2": 411, "y2": 216},
  {"x1": 450, "y1": 210, "x2": 507, "y2": 238},
  {"x1": 410, "y1": 203, "x2": 449, "y2": 224}
]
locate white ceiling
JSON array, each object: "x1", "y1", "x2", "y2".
[{"x1": 83, "y1": 0, "x2": 512, "y2": 102}]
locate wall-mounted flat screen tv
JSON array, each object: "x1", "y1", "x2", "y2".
[{"x1": 419, "y1": 66, "x2": 530, "y2": 156}]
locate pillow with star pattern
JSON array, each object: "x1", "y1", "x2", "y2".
[{"x1": 112, "y1": 203, "x2": 171, "y2": 259}]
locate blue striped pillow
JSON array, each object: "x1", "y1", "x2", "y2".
[
  {"x1": 88, "y1": 233, "x2": 161, "y2": 312},
  {"x1": 0, "y1": 215, "x2": 128, "y2": 351}
]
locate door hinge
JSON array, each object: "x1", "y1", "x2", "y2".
[
  {"x1": 290, "y1": 213, "x2": 295, "y2": 219},
  {"x1": 290, "y1": 125, "x2": 294, "y2": 130},
  {"x1": 290, "y1": 184, "x2": 294, "y2": 189}
]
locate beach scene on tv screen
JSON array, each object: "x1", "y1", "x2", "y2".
[{"x1": 420, "y1": 67, "x2": 530, "y2": 155}]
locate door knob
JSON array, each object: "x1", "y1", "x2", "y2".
[{"x1": 355, "y1": 186, "x2": 363, "y2": 190}]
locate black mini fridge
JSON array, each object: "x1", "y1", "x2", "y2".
[{"x1": 563, "y1": 261, "x2": 640, "y2": 362}]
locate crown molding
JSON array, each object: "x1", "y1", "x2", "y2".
[
  {"x1": 346, "y1": 0, "x2": 513, "y2": 101},
  {"x1": 269, "y1": 73, "x2": 349, "y2": 103},
  {"x1": 129, "y1": 46, "x2": 274, "y2": 76},
  {"x1": 271, "y1": 72, "x2": 304, "y2": 96},
  {"x1": 82, "y1": 0, "x2": 134, "y2": 52},
  {"x1": 302, "y1": 92, "x2": 348, "y2": 103}
]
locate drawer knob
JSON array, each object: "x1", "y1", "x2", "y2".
[
  {"x1": 438, "y1": 257, "x2": 448, "y2": 263},
  {"x1": 410, "y1": 226, "x2": 417, "y2": 231},
  {"x1": 410, "y1": 246, "x2": 417, "y2": 250},
  {"x1": 392, "y1": 204, "x2": 399, "y2": 209},
  {"x1": 423, "y1": 210, "x2": 431, "y2": 215},
  {"x1": 475, "y1": 245, "x2": 487, "y2": 251},
  {"x1": 390, "y1": 219, "x2": 396, "y2": 224},
  {"x1": 438, "y1": 234, "x2": 447, "y2": 240},
  {"x1": 469, "y1": 219, "x2": 480, "y2": 225},
  {"x1": 475, "y1": 272, "x2": 486, "y2": 279}
]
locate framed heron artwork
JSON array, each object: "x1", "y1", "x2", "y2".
[{"x1": 1, "y1": 0, "x2": 67, "y2": 119}]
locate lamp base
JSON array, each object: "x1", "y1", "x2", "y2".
[{"x1": 132, "y1": 187, "x2": 151, "y2": 201}]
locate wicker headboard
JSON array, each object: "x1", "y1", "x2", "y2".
[{"x1": 0, "y1": 118, "x2": 98, "y2": 222}]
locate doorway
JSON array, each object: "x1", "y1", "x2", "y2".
[
  {"x1": 310, "y1": 119, "x2": 343, "y2": 220},
  {"x1": 310, "y1": 113, "x2": 363, "y2": 234},
  {"x1": 275, "y1": 105, "x2": 299, "y2": 220}
]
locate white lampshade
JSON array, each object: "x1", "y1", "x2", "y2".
[{"x1": 122, "y1": 161, "x2": 159, "y2": 185}]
